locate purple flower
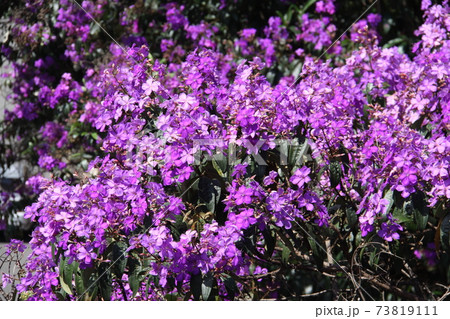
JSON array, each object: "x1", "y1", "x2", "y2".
[
  {"x1": 6, "y1": 239, "x2": 27, "y2": 254},
  {"x1": 263, "y1": 171, "x2": 278, "y2": 186},
  {"x1": 227, "y1": 208, "x2": 257, "y2": 230},
  {"x1": 315, "y1": 0, "x2": 335, "y2": 14},
  {"x1": 236, "y1": 108, "x2": 257, "y2": 127},
  {"x1": 421, "y1": 0, "x2": 432, "y2": 10},
  {"x1": 414, "y1": 243, "x2": 437, "y2": 266},
  {"x1": 367, "y1": 13, "x2": 382, "y2": 27},
  {"x1": 234, "y1": 185, "x2": 253, "y2": 205},
  {"x1": 142, "y1": 78, "x2": 160, "y2": 95},
  {"x1": 232, "y1": 163, "x2": 248, "y2": 179},
  {"x1": 77, "y1": 245, "x2": 97, "y2": 265},
  {"x1": 50, "y1": 184, "x2": 69, "y2": 206},
  {"x1": 177, "y1": 93, "x2": 198, "y2": 110},
  {"x1": 149, "y1": 226, "x2": 169, "y2": 247},
  {"x1": 290, "y1": 166, "x2": 311, "y2": 188},
  {"x1": 2, "y1": 273, "x2": 13, "y2": 288},
  {"x1": 241, "y1": 28, "x2": 256, "y2": 39},
  {"x1": 377, "y1": 222, "x2": 403, "y2": 242},
  {"x1": 266, "y1": 189, "x2": 287, "y2": 212}
]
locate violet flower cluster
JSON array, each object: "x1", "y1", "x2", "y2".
[{"x1": 0, "y1": 0, "x2": 449, "y2": 300}]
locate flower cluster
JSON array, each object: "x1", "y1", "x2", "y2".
[{"x1": 0, "y1": 0, "x2": 449, "y2": 301}]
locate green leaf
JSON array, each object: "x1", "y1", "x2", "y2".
[
  {"x1": 164, "y1": 294, "x2": 178, "y2": 301},
  {"x1": 110, "y1": 241, "x2": 128, "y2": 278},
  {"x1": 89, "y1": 22, "x2": 101, "y2": 36},
  {"x1": 308, "y1": 236, "x2": 320, "y2": 259},
  {"x1": 305, "y1": 224, "x2": 325, "y2": 262},
  {"x1": 262, "y1": 228, "x2": 275, "y2": 258},
  {"x1": 346, "y1": 208, "x2": 358, "y2": 229},
  {"x1": 59, "y1": 258, "x2": 75, "y2": 296},
  {"x1": 281, "y1": 245, "x2": 290, "y2": 265},
  {"x1": 56, "y1": 289, "x2": 66, "y2": 301},
  {"x1": 329, "y1": 161, "x2": 342, "y2": 188},
  {"x1": 59, "y1": 275, "x2": 73, "y2": 296},
  {"x1": 395, "y1": 197, "x2": 426, "y2": 231},
  {"x1": 288, "y1": 137, "x2": 309, "y2": 172},
  {"x1": 300, "y1": 0, "x2": 319, "y2": 15},
  {"x1": 222, "y1": 275, "x2": 238, "y2": 300},
  {"x1": 383, "y1": 188, "x2": 395, "y2": 219},
  {"x1": 412, "y1": 191, "x2": 429, "y2": 230},
  {"x1": 440, "y1": 214, "x2": 450, "y2": 252},
  {"x1": 383, "y1": 37, "x2": 407, "y2": 49},
  {"x1": 238, "y1": 226, "x2": 259, "y2": 257},
  {"x1": 198, "y1": 177, "x2": 221, "y2": 214},
  {"x1": 369, "y1": 250, "x2": 380, "y2": 267},
  {"x1": 393, "y1": 189, "x2": 407, "y2": 209},
  {"x1": 73, "y1": 268, "x2": 98, "y2": 300},
  {"x1": 128, "y1": 257, "x2": 143, "y2": 298},
  {"x1": 169, "y1": 214, "x2": 188, "y2": 242},
  {"x1": 212, "y1": 156, "x2": 227, "y2": 178},
  {"x1": 447, "y1": 259, "x2": 450, "y2": 284},
  {"x1": 393, "y1": 205, "x2": 416, "y2": 231},
  {"x1": 247, "y1": 156, "x2": 266, "y2": 181},
  {"x1": 86, "y1": 285, "x2": 98, "y2": 301},
  {"x1": 98, "y1": 263, "x2": 112, "y2": 301},
  {"x1": 283, "y1": 6, "x2": 294, "y2": 24},
  {"x1": 80, "y1": 268, "x2": 98, "y2": 301},
  {"x1": 74, "y1": 270, "x2": 85, "y2": 297},
  {"x1": 414, "y1": 207, "x2": 429, "y2": 231},
  {"x1": 190, "y1": 273, "x2": 202, "y2": 301},
  {"x1": 201, "y1": 273, "x2": 214, "y2": 301}
]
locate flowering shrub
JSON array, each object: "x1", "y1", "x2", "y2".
[
  {"x1": 0, "y1": 0, "x2": 449, "y2": 300},
  {"x1": 0, "y1": 239, "x2": 28, "y2": 300}
]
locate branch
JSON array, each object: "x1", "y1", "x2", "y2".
[{"x1": 361, "y1": 271, "x2": 421, "y2": 301}]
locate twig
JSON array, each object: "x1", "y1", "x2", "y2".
[
  {"x1": 437, "y1": 283, "x2": 450, "y2": 301},
  {"x1": 299, "y1": 289, "x2": 329, "y2": 298},
  {"x1": 361, "y1": 271, "x2": 421, "y2": 301}
]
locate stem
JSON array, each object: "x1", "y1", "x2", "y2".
[{"x1": 117, "y1": 279, "x2": 128, "y2": 301}]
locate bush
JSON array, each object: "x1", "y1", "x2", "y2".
[{"x1": 0, "y1": 0, "x2": 449, "y2": 300}]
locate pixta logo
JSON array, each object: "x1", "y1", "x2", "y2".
[
  {"x1": 315, "y1": 306, "x2": 360, "y2": 318},
  {"x1": 192, "y1": 138, "x2": 311, "y2": 167}
]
